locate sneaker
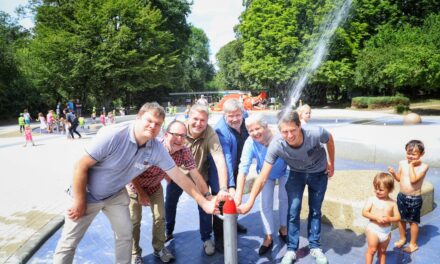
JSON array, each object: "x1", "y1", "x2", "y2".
[
  {"x1": 203, "y1": 240, "x2": 215, "y2": 256},
  {"x1": 281, "y1": 250, "x2": 297, "y2": 264},
  {"x1": 153, "y1": 247, "x2": 175, "y2": 263},
  {"x1": 131, "y1": 255, "x2": 144, "y2": 264},
  {"x1": 310, "y1": 248, "x2": 328, "y2": 264}
]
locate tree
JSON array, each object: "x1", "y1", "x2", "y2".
[
  {"x1": 355, "y1": 14, "x2": 440, "y2": 97},
  {"x1": 216, "y1": 40, "x2": 249, "y2": 90},
  {"x1": 29, "y1": 0, "x2": 189, "y2": 110},
  {"x1": 180, "y1": 26, "x2": 214, "y2": 92},
  {"x1": 238, "y1": 0, "x2": 302, "y2": 90},
  {"x1": 0, "y1": 12, "x2": 38, "y2": 119}
]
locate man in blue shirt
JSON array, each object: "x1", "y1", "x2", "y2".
[{"x1": 209, "y1": 98, "x2": 249, "y2": 251}]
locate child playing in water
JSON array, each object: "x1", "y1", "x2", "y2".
[
  {"x1": 362, "y1": 172, "x2": 400, "y2": 264},
  {"x1": 23, "y1": 125, "x2": 35, "y2": 147},
  {"x1": 388, "y1": 139, "x2": 429, "y2": 253},
  {"x1": 297, "y1": 104, "x2": 311, "y2": 125}
]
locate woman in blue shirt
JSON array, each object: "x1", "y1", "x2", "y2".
[{"x1": 234, "y1": 113, "x2": 288, "y2": 255}]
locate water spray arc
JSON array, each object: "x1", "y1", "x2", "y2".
[{"x1": 284, "y1": 0, "x2": 353, "y2": 114}]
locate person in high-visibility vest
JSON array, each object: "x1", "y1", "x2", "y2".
[{"x1": 18, "y1": 113, "x2": 25, "y2": 133}]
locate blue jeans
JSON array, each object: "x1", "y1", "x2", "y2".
[
  {"x1": 165, "y1": 181, "x2": 212, "y2": 242},
  {"x1": 285, "y1": 170, "x2": 328, "y2": 251}
]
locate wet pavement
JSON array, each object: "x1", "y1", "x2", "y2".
[
  {"x1": 1, "y1": 109, "x2": 439, "y2": 263},
  {"x1": 29, "y1": 159, "x2": 440, "y2": 264}
]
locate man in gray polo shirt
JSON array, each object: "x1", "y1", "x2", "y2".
[
  {"x1": 238, "y1": 110, "x2": 335, "y2": 264},
  {"x1": 54, "y1": 102, "x2": 217, "y2": 264}
]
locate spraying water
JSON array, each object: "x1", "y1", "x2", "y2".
[{"x1": 284, "y1": 0, "x2": 353, "y2": 113}]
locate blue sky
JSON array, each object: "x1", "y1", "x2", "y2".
[{"x1": 0, "y1": 0, "x2": 244, "y2": 64}]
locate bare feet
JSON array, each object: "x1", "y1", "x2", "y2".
[
  {"x1": 403, "y1": 243, "x2": 419, "y2": 253},
  {"x1": 394, "y1": 239, "x2": 406, "y2": 248}
]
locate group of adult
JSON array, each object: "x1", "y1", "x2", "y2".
[{"x1": 53, "y1": 99, "x2": 335, "y2": 264}]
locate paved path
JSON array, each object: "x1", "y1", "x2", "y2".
[
  {"x1": 0, "y1": 109, "x2": 439, "y2": 263},
  {"x1": 0, "y1": 131, "x2": 89, "y2": 263}
]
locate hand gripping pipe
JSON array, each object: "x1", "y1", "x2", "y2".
[{"x1": 223, "y1": 199, "x2": 238, "y2": 264}]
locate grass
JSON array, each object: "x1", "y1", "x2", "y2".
[{"x1": 408, "y1": 99, "x2": 440, "y2": 116}]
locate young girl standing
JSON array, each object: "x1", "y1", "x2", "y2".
[
  {"x1": 100, "y1": 112, "x2": 106, "y2": 126},
  {"x1": 37, "y1": 112, "x2": 47, "y2": 134},
  {"x1": 23, "y1": 125, "x2": 35, "y2": 147},
  {"x1": 46, "y1": 110, "x2": 54, "y2": 133}
]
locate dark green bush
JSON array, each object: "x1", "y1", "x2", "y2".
[
  {"x1": 395, "y1": 104, "x2": 409, "y2": 114},
  {"x1": 351, "y1": 97, "x2": 369, "y2": 108},
  {"x1": 351, "y1": 96, "x2": 410, "y2": 109}
]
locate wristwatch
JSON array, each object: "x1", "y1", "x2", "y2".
[
  {"x1": 220, "y1": 187, "x2": 228, "y2": 192},
  {"x1": 204, "y1": 191, "x2": 212, "y2": 198}
]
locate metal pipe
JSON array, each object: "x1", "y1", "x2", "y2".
[{"x1": 223, "y1": 199, "x2": 238, "y2": 264}]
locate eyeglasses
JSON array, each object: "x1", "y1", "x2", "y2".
[{"x1": 167, "y1": 132, "x2": 187, "y2": 139}]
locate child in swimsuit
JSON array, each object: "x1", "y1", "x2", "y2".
[
  {"x1": 362, "y1": 172, "x2": 400, "y2": 264},
  {"x1": 388, "y1": 139, "x2": 429, "y2": 253}
]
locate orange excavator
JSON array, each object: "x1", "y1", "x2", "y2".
[{"x1": 214, "y1": 91, "x2": 267, "y2": 111}]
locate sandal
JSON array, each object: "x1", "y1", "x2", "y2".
[
  {"x1": 403, "y1": 244, "x2": 419, "y2": 253},
  {"x1": 394, "y1": 240, "x2": 406, "y2": 248}
]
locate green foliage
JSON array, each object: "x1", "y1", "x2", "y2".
[
  {"x1": 351, "y1": 96, "x2": 409, "y2": 109},
  {"x1": 216, "y1": 40, "x2": 250, "y2": 90},
  {"x1": 355, "y1": 14, "x2": 440, "y2": 96},
  {"x1": 26, "y1": 0, "x2": 196, "y2": 111},
  {"x1": 3, "y1": 0, "x2": 440, "y2": 118},
  {"x1": 179, "y1": 26, "x2": 214, "y2": 92},
  {"x1": 0, "y1": 0, "x2": 217, "y2": 118},
  {"x1": 238, "y1": 0, "x2": 304, "y2": 89},
  {"x1": 395, "y1": 104, "x2": 409, "y2": 114},
  {"x1": 218, "y1": 0, "x2": 440, "y2": 102},
  {"x1": 231, "y1": 0, "x2": 403, "y2": 99},
  {"x1": 0, "y1": 12, "x2": 40, "y2": 119}
]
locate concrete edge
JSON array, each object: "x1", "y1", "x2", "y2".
[
  {"x1": 335, "y1": 138, "x2": 440, "y2": 168},
  {"x1": 10, "y1": 215, "x2": 64, "y2": 264}
]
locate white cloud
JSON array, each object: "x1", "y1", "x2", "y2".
[
  {"x1": 188, "y1": 0, "x2": 244, "y2": 64},
  {"x1": 0, "y1": 0, "x2": 32, "y2": 29}
]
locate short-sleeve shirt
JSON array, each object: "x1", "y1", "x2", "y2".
[
  {"x1": 184, "y1": 124, "x2": 223, "y2": 181},
  {"x1": 265, "y1": 126, "x2": 330, "y2": 173},
  {"x1": 239, "y1": 136, "x2": 287, "y2": 180},
  {"x1": 128, "y1": 145, "x2": 196, "y2": 195},
  {"x1": 69, "y1": 122, "x2": 176, "y2": 203}
]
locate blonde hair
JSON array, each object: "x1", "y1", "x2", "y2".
[
  {"x1": 373, "y1": 172, "x2": 394, "y2": 192},
  {"x1": 297, "y1": 104, "x2": 311, "y2": 116}
]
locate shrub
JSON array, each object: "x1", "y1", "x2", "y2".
[
  {"x1": 351, "y1": 97, "x2": 369, "y2": 108},
  {"x1": 351, "y1": 96, "x2": 410, "y2": 109},
  {"x1": 395, "y1": 104, "x2": 409, "y2": 114}
]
